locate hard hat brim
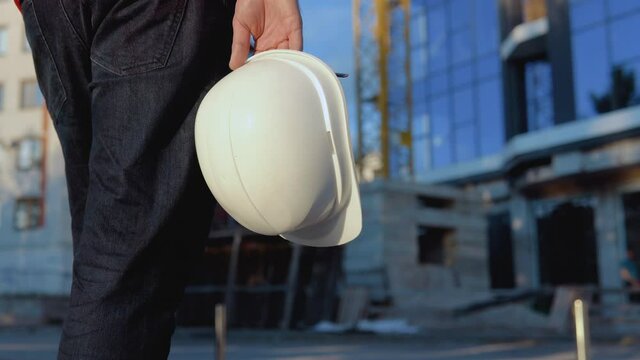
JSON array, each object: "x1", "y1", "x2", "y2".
[{"x1": 280, "y1": 165, "x2": 362, "y2": 247}]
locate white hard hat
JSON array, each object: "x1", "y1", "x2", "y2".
[{"x1": 195, "y1": 50, "x2": 362, "y2": 247}]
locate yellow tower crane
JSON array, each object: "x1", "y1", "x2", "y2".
[{"x1": 353, "y1": 0, "x2": 413, "y2": 180}]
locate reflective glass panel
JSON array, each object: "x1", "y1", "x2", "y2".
[
  {"x1": 477, "y1": 78, "x2": 505, "y2": 155},
  {"x1": 474, "y1": 0, "x2": 499, "y2": 56},
  {"x1": 428, "y1": 7, "x2": 449, "y2": 73},
  {"x1": 572, "y1": 25, "x2": 609, "y2": 118},
  {"x1": 455, "y1": 125, "x2": 477, "y2": 162},
  {"x1": 608, "y1": 0, "x2": 640, "y2": 17},
  {"x1": 610, "y1": 13, "x2": 640, "y2": 64},
  {"x1": 430, "y1": 96, "x2": 452, "y2": 167},
  {"x1": 453, "y1": 87, "x2": 474, "y2": 125},
  {"x1": 570, "y1": 0, "x2": 605, "y2": 30}
]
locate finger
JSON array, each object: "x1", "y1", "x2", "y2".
[
  {"x1": 229, "y1": 19, "x2": 252, "y2": 70},
  {"x1": 289, "y1": 28, "x2": 303, "y2": 51},
  {"x1": 277, "y1": 40, "x2": 289, "y2": 50}
]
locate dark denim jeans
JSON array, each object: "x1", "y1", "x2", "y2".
[{"x1": 22, "y1": 0, "x2": 233, "y2": 358}]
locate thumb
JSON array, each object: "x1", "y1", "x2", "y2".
[{"x1": 230, "y1": 19, "x2": 252, "y2": 70}]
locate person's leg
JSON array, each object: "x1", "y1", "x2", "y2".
[
  {"x1": 23, "y1": 0, "x2": 234, "y2": 358},
  {"x1": 22, "y1": 0, "x2": 92, "y2": 245}
]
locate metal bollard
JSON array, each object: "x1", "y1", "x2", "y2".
[
  {"x1": 573, "y1": 299, "x2": 591, "y2": 360},
  {"x1": 215, "y1": 304, "x2": 227, "y2": 360}
]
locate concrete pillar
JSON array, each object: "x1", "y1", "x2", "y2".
[
  {"x1": 595, "y1": 191, "x2": 625, "y2": 307},
  {"x1": 510, "y1": 193, "x2": 539, "y2": 288}
]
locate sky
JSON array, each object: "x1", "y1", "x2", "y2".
[{"x1": 298, "y1": 0, "x2": 357, "y2": 127}]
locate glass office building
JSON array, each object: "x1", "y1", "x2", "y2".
[
  {"x1": 404, "y1": 0, "x2": 640, "y2": 297},
  {"x1": 409, "y1": 0, "x2": 640, "y2": 175}
]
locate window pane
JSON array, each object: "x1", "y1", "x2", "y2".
[
  {"x1": 572, "y1": 25, "x2": 609, "y2": 118},
  {"x1": 431, "y1": 96, "x2": 450, "y2": 136},
  {"x1": 453, "y1": 63, "x2": 473, "y2": 87},
  {"x1": 451, "y1": 29, "x2": 472, "y2": 65},
  {"x1": 14, "y1": 198, "x2": 41, "y2": 230},
  {"x1": 617, "y1": 61, "x2": 640, "y2": 109},
  {"x1": 453, "y1": 87, "x2": 474, "y2": 125},
  {"x1": 428, "y1": 7, "x2": 448, "y2": 73},
  {"x1": 411, "y1": 102, "x2": 429, "y2": 136},
  {"x1": 474, "y1": 0, "x2": 499, "y2": 56},
  {"x1": 430, "y1": 96, "x2": 452, "y2": 167},
  {"x1": 476, "y1": 54, "x2": 501, "y2": 79},
  {"x1": 477, "y1": 78, "x2": 505, "y2": 155},
  {"x1": 413, "y1": 78, "x2": 427, "y2": 104},
  {"x1": 0, "y1": 28, "x2": 7, "y2": 56},
  {"x1": 411, "y1": 7, "x2": 428, "y2": 46},
  {"x1": 608, "y1": 0, "x2": 640, "y2": 17},
  {"x1": 570, "y1": 0, "x2": 605, "y2": 30},
  {"x1": 449, "y1": 0, "x2": 472, "y2": 30},
  {"x1": 411, "y1": 46, "x2": 428, "y2": 80},
  {"x1": 428, "y1": 72, "x2": 449, "y2": 95},
  {"x1": 588, "y1": 65, "x2": 640, "y2": 114},
  {"x1": 413, "y1": 135, "x2": 430, "y2": 176},
  {"x1": 21, "y1": 81, "x2": 44, "y2": 108},
  {"x1": 610, "y1": 12, "x2": 640, "y2": 64},
  {"x1": 454, "y1": 125, "x2": 477, "y2": 162},
  {"x1": 17, "y1": 138, "x2": 42, "y2": 170}
]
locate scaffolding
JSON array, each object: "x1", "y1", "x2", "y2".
[{"x1": 353, "y1": 0, "x2": 413, "y2": 180}]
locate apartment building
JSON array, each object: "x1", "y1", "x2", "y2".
[{"x1": 0, "y1": 0, "x2": 72, "y2": 322}]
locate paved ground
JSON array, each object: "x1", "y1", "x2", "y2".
[{"x1": 1, "y1": 327, "x2": 640, "y2": 360}]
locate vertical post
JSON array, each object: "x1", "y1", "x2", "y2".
[
  {"x1": 353, "y1": 0, "x2": 364, "y2": 175},
  {"x1": 402, "y1": 0, "x2": 413, "y2": 177},
  {"x1": 573, "y1": 299, "x2": 591, "y2": 360},
  {"x1": 375, "y1": 0, "x2": 390, "y2": 178},
  {"x1": 224, "y1": 230, "x2": 242, "y2": 325},
  {"x1": 281, "y1": 244, "x2": 303, "y2": 330},
  {"x1": 214, "y1": 304, "x2": 226, "y2": 360}
]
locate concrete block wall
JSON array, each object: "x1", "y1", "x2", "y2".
[{"x1": 345, "y1": 181, "x2": 492, "y2": 322}]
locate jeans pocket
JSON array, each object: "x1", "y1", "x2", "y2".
[
  {"x1": 22, "y1": 0, "x2": 67, "y2": 122},
  {"x1": 90, "y1": 0, "x2": 188, "y2": 76}
]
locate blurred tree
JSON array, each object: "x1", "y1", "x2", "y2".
[{"x1": 591, "y1": 66, "x2": 638, "y2": 114}]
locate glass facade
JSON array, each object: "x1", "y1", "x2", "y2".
[
  {"x1": 570, "y1": 0, "x2": 640, "y2": 119},
  {"x1": 410, "y1": 0, "x2": 504, "y2": 172},
  {"x1": 406, "y1": 0, "x2": 640, "y2": 175},
  {"x1": 525, "y1": 61, "x2": 554, "y2": 131}
]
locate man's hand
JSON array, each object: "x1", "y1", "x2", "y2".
[{"x1": 229, "y1": 0, "x2": 303, "y2": 70}]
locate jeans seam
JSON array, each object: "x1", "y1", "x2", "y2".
[
  {"x1": 57, "y1": 0, "x2": 90, "y2": 52},
  {"x1": 28, "y1": 0, "x2": 68, "y2": 123},
  {"x1": 89, "y1": 0, "x2": 188, "y2": 77},
  {"x1": 158, "y1": 0, "x2": 188, "y2": 68}
]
